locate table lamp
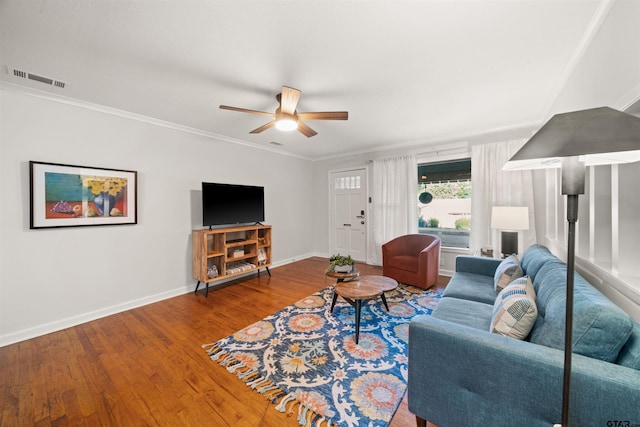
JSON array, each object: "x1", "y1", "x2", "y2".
[
  {"x1": 503, "y1": 106, "x2": 640, "y2": 427},
  {"x1": 491, "y1": 206, "x2": 529, "y2": 258}
]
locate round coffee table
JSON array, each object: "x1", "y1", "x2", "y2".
[
  {"x1": 330, "y1": 275, "x2": 399, "y2": 344},
  {"x1": 357, "y1": 275, "x2": 398, "y2": 311}
]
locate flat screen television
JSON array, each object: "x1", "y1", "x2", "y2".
[{"x1": 202, "y1": 182, "x2": 265, "y2": 227}]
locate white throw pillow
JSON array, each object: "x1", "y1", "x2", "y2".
[{"x1": 490, "y1": 276, "x2": 538, "y2": 340}]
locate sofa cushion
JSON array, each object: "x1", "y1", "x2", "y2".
[
  {"x1": 529, "y1": 261, "x2": 633, "y2": 362},
  {"x1": 490, "y1": 276, "x2": 538, "y2": 340},
  {"x1": 432, "y1": 297, "x2": 493, "y2": 330},
  {"x1": 387, "y1": 255, "x2": 418, "y2": 272},
  {"x1": 493, "y1": 255, "x2": 523, "y2": 294},
  {"x1": 441, "y1": 272, "x2": 497, "y2": 305},
  {"x1": 616, "y1": 322, "x2": 640, "y2": 370},
  {"x1": 455, "y1": 255, "x2": 502, "y2": 277},
  {"x1": 520, "y1": 244, "x2": 558, "y2": 281}
]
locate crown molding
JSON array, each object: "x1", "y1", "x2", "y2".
[
  {"x1": 540, "y1": 0, "x2": 616, "y2": 121},
  {"x1": 620, "y1": 87, "x2": 640, "y2": 114},
  {"x1": 313, "y1": 121, "x2": 539, "y2": 163},
  {"x1": 0, "y1": 81, "x2": 313, "y2": 161}
]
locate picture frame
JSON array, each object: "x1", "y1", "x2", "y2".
[{"x1": 30, "y1": 161, "x2": 138, "y2": 229}]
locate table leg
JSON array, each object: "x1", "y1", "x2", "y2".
[
  {"x1": 381, "y1": 293, "x2": 390, "y2": 311},
  {"x1": 330, "y1": 291, "x2": 339, "y2": 312},
  {"x1": 331, "y1": 278, "x2": 346, "y2": 312},
  {"x1": 355, "y1": 299, "x2": 362, "y2": 344}
]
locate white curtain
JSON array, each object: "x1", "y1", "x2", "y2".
[
  {"x1": 470, "y1": 140, "x2": 537, "y2": 255},
  {"x1": 367, "y1": 154, "x2": 418, "y2": 265}
]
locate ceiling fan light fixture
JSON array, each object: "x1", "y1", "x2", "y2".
[
  {"x1": 220, "y1": 86, "x2": 346, "y2": 137},
  {"x1": 275, "y1": 114, "x2": 298, "y2": 131}
]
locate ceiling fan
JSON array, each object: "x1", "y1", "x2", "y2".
[{"x1": 219, "y1": 86, "x2": 348, "y2": 137}]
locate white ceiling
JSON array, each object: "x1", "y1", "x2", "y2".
[{"x1": 0, "y1": 0, "x2": 606, "y2": 160}]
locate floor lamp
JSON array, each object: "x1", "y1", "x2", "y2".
[{"x1": 503, "y1": 106, "x2": 640, "y2": 426}]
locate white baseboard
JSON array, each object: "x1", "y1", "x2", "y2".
[
  {"x1": 0, "y1": 255, "x2": 317, "y2": 347},
  {"x1": 0, "y1": 252, "x2": 450, "y2": 347},
  {"x1": 0, "y1": 285, "x2": 192, "y2": 347}
]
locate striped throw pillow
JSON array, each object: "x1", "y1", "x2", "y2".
[
  {"x1": 490, "y1": 276, "x2": 538, "y2": 340},
  {"x1": 493, "y1": 254, "x2": 523, "y2": 294}
]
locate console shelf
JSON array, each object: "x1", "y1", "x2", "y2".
[{"x1": 192, "y1": 224, "x2": 272, "y2": 296}]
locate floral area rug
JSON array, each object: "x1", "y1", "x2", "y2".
[{"x1": 202, "y1": 284, "x2": 441, "y2": 427}]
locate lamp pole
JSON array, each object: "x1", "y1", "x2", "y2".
[{"x1": 560, "y1": 157, "x2": 585, "y2": 427}]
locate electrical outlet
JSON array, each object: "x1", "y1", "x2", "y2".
[{"x1": 440, "y1": 258, "x2": 445, "y2": 266}]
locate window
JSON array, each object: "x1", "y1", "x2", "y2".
[
  {"x1": 335, "y1": 175, "x2": 361, "y2": 189},
  {"x1": 417, "y1": 159, "x2": 471, "y2": 248}
]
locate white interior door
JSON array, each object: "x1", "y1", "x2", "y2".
[{"x1": 329, "y1": 169, "x2": 367, "y2": 262}]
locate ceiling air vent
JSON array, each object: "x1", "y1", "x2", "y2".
[{"x1": 9, "y1": 67, "x2": 67, "y2": 89}]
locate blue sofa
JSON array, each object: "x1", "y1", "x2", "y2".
[{"x1": 408, "y1": 244, "x2": 640, "y2": 427}]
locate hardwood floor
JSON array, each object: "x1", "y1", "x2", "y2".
[{"x1": 0, "y1": 257, "x2": 447, "y2": 426}]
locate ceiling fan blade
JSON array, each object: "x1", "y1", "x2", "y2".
[
  {"x1": 297, "y1": 111, "x2": 349, "y2": 121},
  {"x1": 280, "y1": 86, "x2": 301, "y2": 115},
  {"x1": 297, "y1": 121, "x2": 317, "y2": 138},
  {"x1": 220, "y1": 105, "x2": 275, "y2": 117},
  {"x1": 249, "y1": 120, "x2": 276, "y2": 134}
]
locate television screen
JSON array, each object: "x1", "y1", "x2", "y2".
[{"x1": 202, "y1": 182, "x2": 265, "y2": 227}]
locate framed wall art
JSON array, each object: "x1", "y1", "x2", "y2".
[{"x1": 30, "y1": 161, "x2": 138, "y2": 229}]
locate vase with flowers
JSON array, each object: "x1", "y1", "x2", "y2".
[{"x1": 84, "y1": 176, "x2": 127, "y2": 217}]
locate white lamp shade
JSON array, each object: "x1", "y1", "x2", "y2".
[{"x1": 491, "y1": 206, "x2": 529, "y2": 231}]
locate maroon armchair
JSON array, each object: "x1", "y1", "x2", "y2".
[{"x1": 382, "y1": 234, "x2": 441, "y2": 289}]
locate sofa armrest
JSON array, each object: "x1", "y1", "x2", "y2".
[
  {"x1": 408, "y1": 315, "x2": 640, "y2": 427},
  {"x1": 382, "y1": 237, "x2": 401, "y2": 257},
  {"x1": 455, "y1": 255, "x2": 501, "y2": 277}
]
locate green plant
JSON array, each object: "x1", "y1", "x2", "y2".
[
  {"x1": 428, "y1": 217, "x2": 439, "y2": 228},
  {"x1": 418, "y1": 181, "x2": 471, "y2": 200},
  {"x1": 326, "y1": 254, "x2": 355, "y2": 273},
  {"x1": 455, "y1": 217, "x2": 471, "y2": 230}
]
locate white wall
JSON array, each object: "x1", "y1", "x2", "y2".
[
  {"x1": 312, "y1": 0, "x2": 640, "y2": 322},
  {"x1": 531, "y1": 0, "x2": 640, "y2": 320},
  {"x1": 0, "y1": 89, "x2": 314, "y2": 346},
  {"x1": 3, "y1": 0, "x2": 638, "y2": 346},
  {"x1": 546, "y1": 0, "x2": 640, "y2": 115},
  {"x1": 311, "y1": 126, "x2": 536, "y2": 275}
]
